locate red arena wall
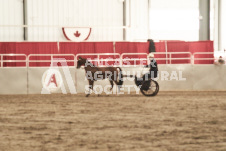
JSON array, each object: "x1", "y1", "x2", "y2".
[{"x1": 0, "y1": 41, "x2": 214, "y2": 66}]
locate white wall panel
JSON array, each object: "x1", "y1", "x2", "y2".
[
  {"x1": 0, "y1": 0, "x2": 150, "y2": 42},
  {"x1": 26, "y1": 0, "x2": 124, "y2": 41},
  {"x1": 149, "y1": 0, "x2": 199, "y2": 41},
  {"x1": 125, "y1": 0, "x2": 149, "y2": 41},
  {"x1": 220, "y1": 0, "x2": 226, "y2": 50},
  {"x1": 0, "y1": 0, "x2": 24, "y2": 41}
]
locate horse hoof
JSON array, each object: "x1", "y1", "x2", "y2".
[{"x1": 86, "y1": 94, "x2": 90, "y2": 97}]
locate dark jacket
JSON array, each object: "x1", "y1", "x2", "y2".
[{"x1": 144, "y1": 59, "x2": 158, "y2": 78}]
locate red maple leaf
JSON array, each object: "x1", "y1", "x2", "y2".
[{"x1": 74, "y1": 31, "x2": 81, "y2": 37}]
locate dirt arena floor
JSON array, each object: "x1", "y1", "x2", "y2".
[{"x1": 0, "y1": 91, "x2": 226, "y2": 151}]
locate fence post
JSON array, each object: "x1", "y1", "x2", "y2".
[{"x1": 1, "y1": 55, "x2": 3, "y2": 68}]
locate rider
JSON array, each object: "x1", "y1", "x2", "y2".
[{"x1": 143, "y1": 53, "x2": 158, "y2": 81}]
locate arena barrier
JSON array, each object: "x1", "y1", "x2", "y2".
[
  {"x1": 0, "y1": 54, "x2": 27, "y2": 94},
  {"x1": 75, "y1": 65, "x2": 226, "y2": 94},
  {"x1": 0, "y1": 52, "x2": 226, "y2": 94},
  {"x1": 28, "y1": 67, "x2": 76, "y2": 94},
  {"x1": 0, "y1": 68, "x2": 27, "y2": 94},
  {"x1": 1, "y1": 65, "x2": 226, "y2": 95},
  {"x1": 157, "y1": 64, "x2": 226, "y2": 91}
]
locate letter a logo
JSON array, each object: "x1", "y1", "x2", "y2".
[
  {"x1": 42, "y1": 69, "x2": 63, "y2": 93},
  {"x1": 41, "y1": 58, "x2": 77, "y2": 94},
  {"x1": 47, "y1": 74, "x2": 58, "y2": 87}
]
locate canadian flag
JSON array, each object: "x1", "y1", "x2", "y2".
[{"x1": 62, "y1": 27, "x2": 92, "y2": 41}]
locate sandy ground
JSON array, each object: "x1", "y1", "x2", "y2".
[{"x1": 0, "y1": 91, "x2": 226, "y2": 151}]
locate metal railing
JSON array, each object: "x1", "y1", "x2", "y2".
[
  {"x1": 153, "y1": 52, "x2": 192, "y2": 64},
  {"x1": 0, "y1": 54, "x2": 27, "y2": 68},
  {"x1": 121, "y1": 53, "x2": 149, "y2": 66},
  {"x1": 0, "y1": 52, "x2": 224, "y2": 68},
  {"x1": 193, "y1": 52, "x2": 215, "y2": 64},
  {"x1": 75, "y1": 53, "x2": 121, "y2": 67},
  {"x1": 193, "y1": 52, "x2": 226, "y2": 64},
  {"x1": 28, "y1": 54, "x2": 76, "y2": 67}
]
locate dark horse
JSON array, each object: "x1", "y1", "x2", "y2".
[{"x1": 77, "y1": 57, "x2": 123, "y2": 97}]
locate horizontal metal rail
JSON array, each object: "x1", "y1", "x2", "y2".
[
  {"x1": 120, "y1": 53, "x2": 149, "y2": 66},
  {"x1": 0, "y1": 54, "x2": 27, "y2": 68},
  {"x1": 193, "y1": 52, "x2": 223, "y2": 64},
  {"x1": 75, "y1": 53, "x2": 121, "y2": 66},
  {"x1": 0, "y1": 52, "x2": 223, "y2": 68},
  {"x1": 121, "y1": 52, "x2": 192, "y2": 65},
  {"x1": 28, "y1": 54, "x2": 76, "y2": 67}
]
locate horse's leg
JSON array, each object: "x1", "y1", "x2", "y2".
[
  {"x1": 113, "y1": 74, "x2": 121, "y2": 93},
  {"x1": 86, "y1": 80, "x2": 93, "y2": 97},
  {"x1": 86, "y1": 80, "x2": 91, "y2": 97},
  {"x1": 91, "y1": 80, "x2": 95, "y2": 96},
  {"x1": 113, "y1": 80, "x2": 121, "y2": 93},
  {"x1": 109, "y1": 80, "x2": 114, "y2": 91}
]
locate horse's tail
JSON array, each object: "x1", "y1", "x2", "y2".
[{"x1": 116, "y1": 67, "x2": 124, "y2": 87}]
